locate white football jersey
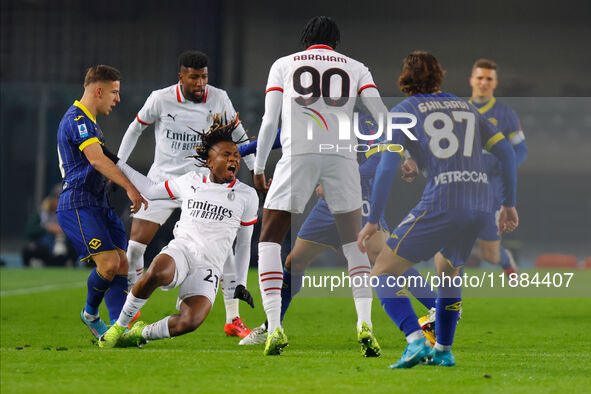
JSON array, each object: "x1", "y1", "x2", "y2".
[
  {"x1": 265, "y1": 45, "x2": 378, "y2": 159},
  {"x1": 164, "y1": 172, "x2": 258, "y2": 271},
  {"x1": 133, "y1": 83, "x2": 250, "y2": 182}
]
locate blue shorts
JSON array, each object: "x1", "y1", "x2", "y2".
[
  {"x1": 297, "y1": 198, "x2": 389, "y2": 249},
  {"x1": 57, "y1": 206, "x2": 127, "y2": 262},
  {"x1": 477, "y1": 207, "x2": 501, "y2": 242},
  {"x1": 386, "y1": 206, "x2": 488, "y2": 267}
]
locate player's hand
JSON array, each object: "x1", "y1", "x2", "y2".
[
  {"x1": 498, "y1": 206, "x2": 519, "y2": 233},
  {"x1": 315, "y1": 184, "x2": 325, "y2": 198},
  {"x1": 401, "y1": 158, "x2": 419, "y2": 183},
  {"x1": 233, "y1": 284, "x2": 255, "y2": 308},
  {"x1": 127, "y1": 187, "x2": 148, "y2": 214},
  {"x1": 253, "y1": 173, "x2": 271, "y2": 193},
  {"x1": 357, "y1": 222, "x2": 378, "y2": 253}
]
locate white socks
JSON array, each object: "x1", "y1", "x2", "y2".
[
  {"x1": 258, "y1": 242, "x2": 283, "y2": 334},
  {"x1": 116, "y1": 293, "x2": 170, "y2": 341},
  {"x1": 126, "y1": 240, "x2": 147, "y2": 289},
  {"x1": 224, "y1": 299, "x2": 239, "y2": 324},
  {"x1": 84, "y1": 311, "x2": 100, "y2": 322},
  {"x1": 222, "y1": 255, "x2": 239, "y2": 323},
  {"x1": 142, "y1": 316, "x2": 171, "y2": 340},
  {"x1": 116, "y1": 292, "x2": 147, "y2": 328},
  {"x1": 434, "y1": 342, "x2": 452, "y2": 351},
  {"x1": 407, "y1": 330, "x2": 425, "y2": 344},
  {"x1": 342, "y1": 241, "x2": 373, "y2": 329}
]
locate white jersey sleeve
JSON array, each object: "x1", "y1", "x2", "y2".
[
  {"x1": 166, "y1": 172, "x2": 197, "y2": 201},
  {"x1": 136, "y1": 91, "x2": 160, "y2": 126},
  {"x1": 240, "y1": 188, "x2": 259, "y2": 226},
  {"x1": 117, "y1": 92, "x2": 160, "y2": 162},
  {"x1": 116, "y1": 161, "x2": 172, "y2": 200},
  {"x1": 255, "y1": 59, "x2": 285, "y2": 173},
  {"x1": 265, "y1": 59, "x2": 285, "y2": 93},
  {"x1": 356, "y1": 65, "x2": 377, "y2": 95}
]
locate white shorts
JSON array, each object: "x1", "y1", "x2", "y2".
[
  {"x1": 157, "y1": 238, "x2": 221, "y2": 308},
  {"x1": 264, "y1": 154, "x2": 362, "y2": 214},
  {"x1": 132, "y1": 198, "x2": 181, "y2": 225}
]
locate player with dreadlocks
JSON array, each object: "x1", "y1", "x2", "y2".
[{"x1": 98, "y1": 114, "x2": 259, "y2": 348}]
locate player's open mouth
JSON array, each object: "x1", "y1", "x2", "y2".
[{"x1": 227, "y1": 165, "x2": 236, "y2": 176}]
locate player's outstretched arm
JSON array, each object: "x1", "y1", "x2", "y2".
[
  {"x1": 117, "y1": 116, "x2": 149, "y2": 163},
  {"x1": 254, "y1": 91, "x2": 282, "y2": 176},
  {"x1": 101, "y1": 145, "x2": 175, "y2": 201},
  {"x1": 82, "y1": 142, "x2": 147, "y2": 213},
  {"x1": 116, "y1": 162, "x2": 176, "y2": 201},
  {"x1": 239, "y1": 129, "x2": 282, "y2": 157}
]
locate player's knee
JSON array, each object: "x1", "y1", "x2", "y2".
[
  {"x1": 143, "y1": 269, "x2": 170, "y2": 288},
  {"x1": 96, "y1": 256, "x2": 121, "y2": 280},
  {"x1": 480, "y1": 246, "x2": 500, "y2": 264},
  {"x1": 290, "y1": 254, "x2": 309, "y2": 272},
  {"x1": 177, "y1": 312, "x2": 205, "y2": 334}
]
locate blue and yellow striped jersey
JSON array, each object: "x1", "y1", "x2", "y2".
[
  {"x1": 57, "y1": 101, "x2": 109, "y2": 211},
  {"x1": 388, "y1": 92, "x2": 504, "y2": 213},
  {"x1": 470, "y1": 97, "x2": 527, "y2": 204},
  {"x1": 469, "y1": 97, "x2": 522, "y2": 143}
]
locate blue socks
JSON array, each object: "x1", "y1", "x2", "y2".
[
  {"x1": 375, "y1": 275, "x2": 421, "y2": 337},
  {"x1": 85, "y1": 268, "x2": 111, "y2": 316},
  {"x1": 402, "y1": 267, "x2": 437, "y2": 310},
  {"x1": 280, "y1": 267, "x2": 304, "y2": 322},
  {"x1": 104, "y1": 275, "x2": 128, "y2": 325},
  {"x1": 435, "y1": 279, "x2": 462, "y2": 347},
  {"x1": 498, "y1": 247, "x2": 512, "y2": 270}
]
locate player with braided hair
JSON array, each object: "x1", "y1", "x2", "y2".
[
  {"x1": 118, "y1": 50, "x2": 255, "y2": 339},
  {"x1": 98, "y1": 115, "x2": 259, "y2": 348}
]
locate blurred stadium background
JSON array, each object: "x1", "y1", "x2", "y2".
[{"x1": 1, "y1": 0, "x2": 590, "y2": 269}]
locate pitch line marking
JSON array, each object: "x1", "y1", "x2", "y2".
[{"x1": 0, "y1": 281, "x2": 86, "y2": 297}]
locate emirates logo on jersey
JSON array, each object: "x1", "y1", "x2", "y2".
[{"x1": 187, "y1": 199, "x2": 233, "y2": 221}]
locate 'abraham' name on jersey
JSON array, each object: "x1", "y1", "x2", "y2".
[
  {"x1": 266, "y1": 45, "x2": 378, "y2": 159},
  {"x1": 293, "y1": 54, "x2": 347, "y2": 63}
]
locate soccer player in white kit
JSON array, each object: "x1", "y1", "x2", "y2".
[
  {"x1": 99, "y1": 115, "x2": 259, "y2": 348},
  {"x1": 117, "y1": 51, "x2": 255, "y2": 338},
  {"x1": 253, "y1": 16, "x2": 394, "y2": 355}
]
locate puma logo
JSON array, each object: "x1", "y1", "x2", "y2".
[
  {"x1": 167, "y1": 113, "x2": 177, "y2": 121},
  {"x1": 190, "y1": 185, "x2": 197, "y2": 193}
]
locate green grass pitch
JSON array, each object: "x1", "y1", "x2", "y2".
[{"x1": 1, "y1": 268, "x2": 590, "y2": 393}]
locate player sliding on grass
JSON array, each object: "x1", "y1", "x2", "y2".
[
  {"x1": 358, "y1": 51, "x2": 519, "y2": 368},
  {"x1": 98, "y1": 115, "x2": 258, "y2": 348},
  {"x1": 118, "y1": 50, "x2": 255, "y2": 339}
]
